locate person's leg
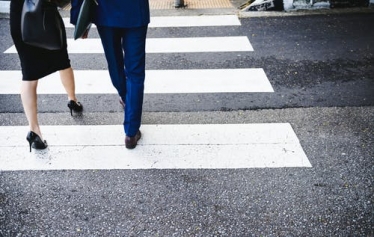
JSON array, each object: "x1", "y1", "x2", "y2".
[
  {"x1": 21, "y1": 80, "x2": 42, "y2": 138},
  {"x1": 122, "y1": 26, "x2": 148, "y2": 137},
  {"x1": 97, "y1": 26, "x2": 127, "y2": 99},
  {"x1": 60, "y1": 67, "x2": 83, "y2": 115},
  {"x1": 59, "y1": 67, "x2": 78, "y2": 101}
]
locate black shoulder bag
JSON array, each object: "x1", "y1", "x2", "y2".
[{"x1": 21, "y1": 0, "x2": 64, "y2": 50}]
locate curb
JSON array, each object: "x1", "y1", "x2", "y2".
[{"x1": 238, "y1": 6, "x2": 374, "y2": 17}]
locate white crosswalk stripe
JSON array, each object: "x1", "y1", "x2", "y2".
[
  {"x1": 0, "y1": 15, "x2": 311, "y2": 170},
  {"x1": 4, "y1": 37, "x2": 254, "y2": 54},
  {"x1": 0, "y1": 69, "x2": 274, "y2": 94},
  {"x1": 63, "y1": 15, "x2": 242, "y2": 28},
  {"x1": 0, "y1": 124, "x2": 311, "y2": 170}
]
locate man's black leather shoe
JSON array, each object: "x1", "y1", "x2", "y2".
[{"x1": 125, "y1": 130, "x2": 141, "y2": 149}]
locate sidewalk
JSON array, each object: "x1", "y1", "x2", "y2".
[{"x1": 0, "y1": 0, "x2": 239, "y2": 17}]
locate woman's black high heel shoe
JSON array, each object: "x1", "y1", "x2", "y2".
[
  {"x1": 67, "y1": 100, "x2": 83, "y2": 116},
  {"x1": 26, "y1": 131, "x2": 48, "y2": 152}
]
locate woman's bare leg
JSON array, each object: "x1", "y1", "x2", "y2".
[
  {"x1": 59, "y1": 67, "x2": 78, "y2": 101},
  {"x1": 21, "y1": 80, "x2": 42, "y2": 139}
]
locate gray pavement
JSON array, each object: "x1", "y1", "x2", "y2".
[
  {"x1": 0, "y1": 107, "x2": 373, "y2": 236},
  {"x1": 1, "y1": 109, "x2": 373, "y2": 235}
]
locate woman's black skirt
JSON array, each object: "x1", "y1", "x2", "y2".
[{"x1": 10, "y1": 0, "x2": 71, "y2": 81}]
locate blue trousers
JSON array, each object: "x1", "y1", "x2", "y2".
[{"x1": 97, "y1": 25, "x2": 148, "y2": 137}]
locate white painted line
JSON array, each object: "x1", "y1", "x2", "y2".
[
  {"x1": 149, "y1": 15, "x2": 241, "y2": 27},
  {"x1": 0, "y1": 68, "x2": 274, "y2": 94},
  {"x1": 63, "y1": 15, "x2": 241, "y2": 28},
  {"x1": 0, "y1": 1, "x2": 9, "y2": 14},
  {"x1": 0, "y1": 124, "x2": 312, "y2": 170},
  {"x1": 4, "y1": 37, "x2": 253, "y2": 54},
  {"x1": 144, "y1": 36, "x2": 253, "y2": 53}
]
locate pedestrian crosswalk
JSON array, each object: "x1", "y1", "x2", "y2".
[
  {"x1": 5, "y1": 37, "x2": 254, "y2": 54},
  {"x1": 6, "y1": 16, "x2": 251, "y2": 54},
  {"x1": 63, "y1": 15, "x2": 242, "y2": 28},
  {"x1": 0, "y1": 124, "x2": 311, "y2": 170},
  {"x1": 0, "y1": 69, "x2": 273, "y2": 94},
  {"x1": 0, "y1": 14, "x2": 311, "y2": 170}
]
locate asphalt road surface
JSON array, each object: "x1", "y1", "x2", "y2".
[{"x1": 0, "y1": 7, "x2": 373, "y2": 236}]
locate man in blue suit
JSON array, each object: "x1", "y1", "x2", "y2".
[{"x1": 71, "y1": 0, "x2": 150, "y2": 149}]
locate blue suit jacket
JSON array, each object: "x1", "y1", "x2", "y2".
[{"x1": 71, "y1": 0, "x2": 150, "y2": 28}]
